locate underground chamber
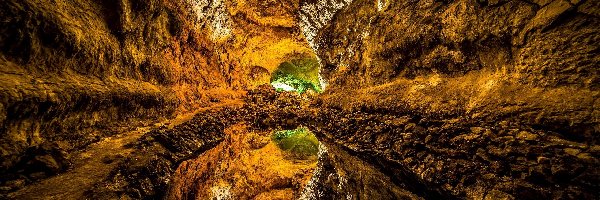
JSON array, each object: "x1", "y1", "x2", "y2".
[{"x1": 0, "y1": 0, "x2": 598, "y2": 199}]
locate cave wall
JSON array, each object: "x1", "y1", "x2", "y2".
[
  {"x1": 0, "y1": 0, "x2": 313, "y2": 178},
  {"x1": 298, "y1": 0, "x2": 354, "y2": 50},
  {"x1": 317, "y1": 0, "x2": 598, "y2": 88},
  {"x1": 310, "y1": 0, "x2": 599, "y2": 198}
]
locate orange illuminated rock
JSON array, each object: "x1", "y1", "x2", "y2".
[
  {"x1": 167, "y1": 124, "x2": 317, "y2": 200},
  {"x1": 0, "y1": 0, "x2": 312, "y2": 180}
]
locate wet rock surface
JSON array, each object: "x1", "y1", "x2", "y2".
[
  {"x1": 3, "y1": 85, "x2": 598, "y2": 199},
  {"x1": 166, "y1": 124, "x2": 318, "y2": 199},
  {"x1": 74, "y1": 86, "x2": 404, "y2": 199},
  {"x1": 85, "y1": 104, "x2": 241, "y2": 199},
  {"x1": 301, "y1": 143, "x2": 423, "y2": 200},
  {"x1": 75, "y1": 86, "x2": 306, "y2": 199},
  {"x1": 87, "y1": 86, "x2": 599, "y2": 199},
  {"x1": 308, "y1": 107, "x2": 599, "y2": 199}
]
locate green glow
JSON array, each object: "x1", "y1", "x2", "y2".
[
  {"x1": 270, "y1": 58, "x2": 323, "y2": 94},
  {"x1": 272, "y1": 127, "x2": 319, "y2": 159}
]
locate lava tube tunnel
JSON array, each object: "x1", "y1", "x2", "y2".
[{"x1": 0, "y1": 0, "x2": 598, "y2": 199}]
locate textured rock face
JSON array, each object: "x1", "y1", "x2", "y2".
[
  {"x1": 0, "y1": 0, "x2": 312, "y2": 183},
  {"x1": 317, "y1": 0, "x2": 598, "y2": 88},
  {"x1": 298, "y1": 0, "x2": 354, "y2": 50},
  {"x1": 1, "y1": 0, "x2": 598, "y2": 199},
  {"x1": 85, "y1": 104, "x2": 238, "y2": 199},
  {"x1": 312, "y1": 0, "x2": 599, "y2": 199},
  {"x1": 300, "y1": 143, "x2": 423, "y2": 199},
  {"x1": 161, "y1": 87, "x2": 426, "y2": 200}
]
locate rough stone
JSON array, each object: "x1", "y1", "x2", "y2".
[{"x1": 309, "y1": 0, "x2": 599, "y2": 198}]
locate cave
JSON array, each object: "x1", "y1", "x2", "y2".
[
  {"x1": 270, "y1": 58, "x2": 324, "y2": 94},
  {"x1": 0, "y1": 0, "x2": 599, "y2": 199}
]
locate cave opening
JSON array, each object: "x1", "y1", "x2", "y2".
[
  {"x1": 272, "y1": 126, "x2": 320, "y2": 160},
  {"x1": 270, "y1": 58, "x2": 325, "y2": 94}
]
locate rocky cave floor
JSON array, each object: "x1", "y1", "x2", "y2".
[{"x1": 1, "y1": 85, "x2": 597, "y2": 199}]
